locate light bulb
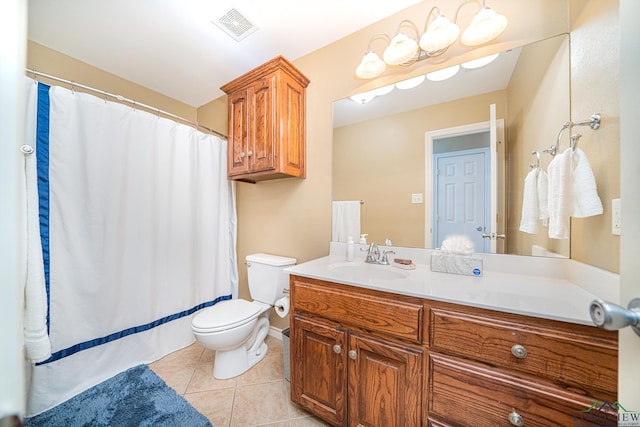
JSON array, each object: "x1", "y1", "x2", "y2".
[
  {"x1": 461, "y1": 7, "x2": 508, "y2": 46},
  {"x1": 355, "y1": 51, "x2": 386, "y2": 79},
  {"x1": 383, "y1": 32, "x2": 419, "y2": 65},
  {"x1": 419, "y1": 15, "x2": 460, "y2": 54}
]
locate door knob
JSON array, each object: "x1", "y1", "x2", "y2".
[{"x1": 590, "y1": 298, "x2": 640, "y2": 337}]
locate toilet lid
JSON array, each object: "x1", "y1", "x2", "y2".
[{"x1": 192, "y1": 299, "x2": 263, "y2": 332}]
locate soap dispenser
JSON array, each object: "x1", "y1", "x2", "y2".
[{"x1": 346, "y1": 236, "x2": 355, "y2": 262}]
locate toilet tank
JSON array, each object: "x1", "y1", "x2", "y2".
[{"x1": 246, "y1": 253, "x2": 296, "y2": 304}]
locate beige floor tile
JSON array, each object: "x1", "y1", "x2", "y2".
[
  {"x1": 184, "y1": 388, "x2": 235, "y2": 426},
  {"x1": 230, "y1": 381, "x2": 289, "y2": 426},
  {"x1": 149, "y1": 363, "x2": 196, "y2": 395},
  {"x1": 186, "y1": 361, "x2": 238, "y2": 393},
  {"x1": 152, "y1": 342, "x2": 204, "y2": 368},
  {"x1": 151, "y1": 334, "x2": 327, "y2": 425},
  {"x1": 236, "y1": 342, "x2": 285, "y2": 386}
]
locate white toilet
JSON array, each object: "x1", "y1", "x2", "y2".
[{"x1": 191, "y1": 253, "x2": 296, "y2": 379}]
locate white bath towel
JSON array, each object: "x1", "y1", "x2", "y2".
[
  {"x1": 537, "y1": 169, "x2": 549, "y2": 226},
  {"x1": 519, "y1": 169, "x2": 540, "y2": 234},
  {"x1": 571, "y1": 148, "x2": 603, "y2": 218},
  {"x1": 331, "y1": 201, "x2": 360, "y2": 243},
  {"x1": 23, "y1": 148, "x2": 52, "y2": 363},
  {"x1": 547, "y1": 148, "x2": 573, "y2": 239}
]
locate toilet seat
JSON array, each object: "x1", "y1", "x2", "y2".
[{"x1": 191, "y1": 299, "x2": 268, "y2": 333}]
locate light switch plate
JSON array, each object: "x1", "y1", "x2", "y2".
[
  {"x1": 411, "y1": 193, "x2": 423, "y2": 204},
  {"x1": 612, "y1": 198, "x2": 621, "y2": 235}
]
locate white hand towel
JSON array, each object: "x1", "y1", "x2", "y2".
[
  {"x1": 537, "y1": 169, "x2": 549, "y2": 226},
  {"x1": 331, "y1": 201, "x2": 360, "y2": 243},
  {"x1": 547, "y1": 148, "x2": 572, "y2": 239},
  {"x1": 519, "y1": 169, "x2": 539, "y2": 234},
  {"x1": 571, "y1": 148, "x2": 603, "y2": 218}
]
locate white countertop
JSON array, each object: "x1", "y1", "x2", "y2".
[{"x1": 285, "y1": 252, "x2": 618, "y2": 326}]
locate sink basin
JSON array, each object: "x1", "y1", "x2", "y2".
[{"x1": 329, "y1": 263, "x2": 409, "y2": 282}]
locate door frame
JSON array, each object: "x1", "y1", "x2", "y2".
[
  {"x1": 425, "y1": 118, "x2": 505, "y2": 251},
  {"x1": 432, "y1": 147, "x2": 490, "y2": 252}
]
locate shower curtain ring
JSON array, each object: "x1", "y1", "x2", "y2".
[{"x1": 20, "y1": 145, "x2": 35, "y2": 155}]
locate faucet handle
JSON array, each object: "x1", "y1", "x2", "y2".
[{"x1": 380, "y1": 250, "x2": 396, "y2": 265}]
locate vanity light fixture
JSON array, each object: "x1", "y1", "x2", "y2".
[
  {"x1": 355, "y1": 0, "x2": 508, "y2": 80},
  {"x1": 461, "y1": 52, "x2": 500, "y2": 69},
  {"x1": 395, "y1": 74, "x2": 426, "y2": 90},
  {"x1": 426, "y1": 64, "x2": 460, "y2": 81}
]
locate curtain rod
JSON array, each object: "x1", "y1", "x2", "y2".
[{"x1": 25, "y1": 69, "x2": 227, "y2": 140}]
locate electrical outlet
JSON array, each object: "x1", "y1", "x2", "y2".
[
  {"x1": 612, "y1": 198, "x2": 621, "y2": 235},
  {"x1": 411, "y1": 193, "x2": 423, "y2": 204}
]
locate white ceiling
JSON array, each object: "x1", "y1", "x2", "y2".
[{"x1": 28, "y1": 0, "x2": 423, "y2": 107}]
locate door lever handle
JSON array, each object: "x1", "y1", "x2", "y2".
[{"x1": 590, "y1": 298, "x2": 640, "y2": 337}]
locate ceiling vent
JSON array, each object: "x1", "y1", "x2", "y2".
[{"x1": 213, "y1": 8, "x2": 258, "y2": 42}]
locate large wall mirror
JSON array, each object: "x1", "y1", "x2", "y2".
[{"x1": 333, "y1": 34, "x2": 570, "y2": 258}]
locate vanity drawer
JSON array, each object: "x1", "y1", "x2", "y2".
[
  {"x1": 428, "y1": 305, "x2": 617, "y2": 396},
  {"x1": 291, "y1": 276, "x2": 423, "y2": 343},
  {"x1": 427, "y1": 354, "x2": 608, "y2": 427}
]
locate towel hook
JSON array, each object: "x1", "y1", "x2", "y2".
[
  {"x1": 570, "y1": 133, "x2": 582, "y2": 151},
  {"x1": 529, "y1": 150, "x2": 541, "y2": 169}
]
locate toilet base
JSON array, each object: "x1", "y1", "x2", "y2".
[{"x1": 213, "y1": 340, "x2": 268, "y2": 379}]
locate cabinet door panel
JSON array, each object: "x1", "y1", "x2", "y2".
[
  {"x1": 349, "y1": 334, "x2": 423, "y2": 427},
  {"x1": 292, "y1": 315, "x2": 347, "y2": 426},
  {"x1": 227, "y1": 90, "x2": 248, "y2": 176},
  {"x1": 281, "y1": 80, "x2": 305, "y2": 176},
  {"x1": 249, "y1": 77, "x2": 275, "y2": 173}
]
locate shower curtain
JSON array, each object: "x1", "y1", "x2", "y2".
[{"x1": 24, "y1": 79, "x2": 237, "y2": 415}]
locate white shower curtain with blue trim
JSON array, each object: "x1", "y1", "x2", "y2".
[{"x1": 25, "y1": 79, "x2": 237, "y2": 416}]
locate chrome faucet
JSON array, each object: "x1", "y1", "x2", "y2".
[
  {"x1": 363, "y1": 242, "x2": 380, "y2": 264},
  {"x1": 362, "y1": 242, "x2": 395, "y2": 265}
]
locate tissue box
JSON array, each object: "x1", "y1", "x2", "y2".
[{"x1": 430, "y1": 252, "x2": 483, "y2": 277}]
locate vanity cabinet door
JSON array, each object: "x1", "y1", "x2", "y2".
[
  {"x1": 291, "y1": 315, "x2": 347, "y2": 426},
  {"x1": 348, "y1": 333, "x2": 423, "y2": 427}
]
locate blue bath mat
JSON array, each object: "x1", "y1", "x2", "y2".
[{"x1": 25, "y1": 365, "x2": 211, "y2": 427}]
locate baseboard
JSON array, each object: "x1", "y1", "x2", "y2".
[{"x1": 268, "y1": 325, "x2": 284, "y2": 341}]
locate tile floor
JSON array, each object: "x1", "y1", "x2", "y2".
[{"x1": 148, "y1": 335, "x2": 330, "y2": 427}]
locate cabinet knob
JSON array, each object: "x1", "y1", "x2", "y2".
[
  {"x1": 247, "y1": 150, "x2": 253, "y2": 157},
  {"x1": 508, "y1": 410, "x2": 525, "y2": 426},
  {"x1": 333, "y1": 345, "x2": 341, "y2": 354},
  {"x1": 511, "y1": 344, "x2": 528, "y2": 359},
  {"x1": 240, "y1": 151, "x2": 246, "y2": 158},
  {"x1": 348, "y1": 350, "x2": 357, "y2": 360}
]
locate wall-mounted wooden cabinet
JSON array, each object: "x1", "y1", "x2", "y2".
[{"x1": 221, "y1": 56, "x2": 309, "y2": 183}]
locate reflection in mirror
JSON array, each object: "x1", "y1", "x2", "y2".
[{"x1": 332, "y1": 34, "x2": 570, "y2": 258}]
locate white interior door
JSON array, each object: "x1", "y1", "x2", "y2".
[
  {"x1": 433, "y1": 148, "x2": 489, "y2": 253},
  {"x1": 425, "y1": 111, "x2": 503, "y2": 252}
]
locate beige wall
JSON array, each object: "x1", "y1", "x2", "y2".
[
  {"x1": 27, "y1": 41, "x2": 196, "y2": 121},
  {"x1": 506, "y1": 36, "x2": 571, "y2": 257},
  {"x1": 568, "y1": 0, "x2": 620, "y2": 273},
  {"x1": 333, "y1": 91, "x2": 507, "y2": 248}
]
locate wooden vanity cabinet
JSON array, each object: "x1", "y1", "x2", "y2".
[
  {"x1": 221, "y1": 56, "x2": 309, "y2": 183},
  {"x1": 289, "y1": 275, "x2": 618, "y2": 427},
  {"x1": 290, "y1": 276, "x2": 424, "y2": 427}
]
